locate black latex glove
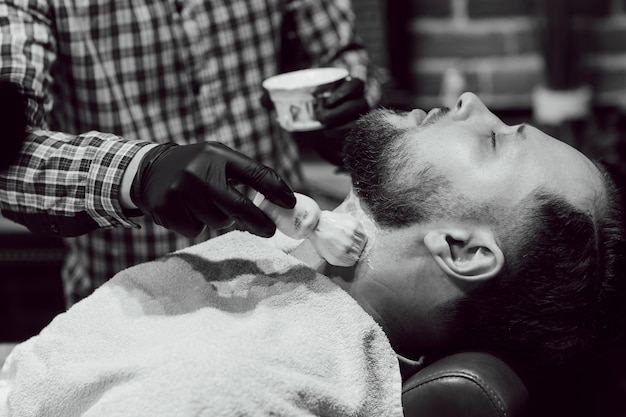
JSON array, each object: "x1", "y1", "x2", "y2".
[
  {"x1": 313, "y1": 77, "x2": 369, "y2": 167},
  {"x1": 131, "y1": 142, "x2": 296, "y2": 238}
]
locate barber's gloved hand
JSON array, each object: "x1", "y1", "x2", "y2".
[
  {"x1": 131, "y1": 142, "x2": 296, "y2": 238},
  {"x1": 314, "y1": 77, "x2": 370, "y2": 167}
]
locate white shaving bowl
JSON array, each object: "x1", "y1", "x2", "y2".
[{"x1": 262, "y1": 67, "x2": 349, "y2": 131}]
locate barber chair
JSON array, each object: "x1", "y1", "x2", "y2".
[{"x1": 401, "y1": 351, "x2": 529, "y2": 417}]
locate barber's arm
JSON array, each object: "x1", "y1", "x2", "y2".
[
  {"x1": 1, "y1": 2, "x2": 295, "y2": 238},
  {"x1": 287, "y1": 0, "x2": 383, "y2": 166},
  {"x1": 0, "y1": 0, "x2": 148, "y2": 236}
]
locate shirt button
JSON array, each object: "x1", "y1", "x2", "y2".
[{"x1": 50, "y1": 223, "x2": 60, "y2": 234}]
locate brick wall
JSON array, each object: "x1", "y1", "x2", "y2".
[{"x1": 352, "y1": 0, "x2": 626, "y2": 111}]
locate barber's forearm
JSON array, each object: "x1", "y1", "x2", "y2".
[
  {"x1": 120, "y1": 143, "x2": 159, "y2": 209},
  {"x1": 0, "y1": 129, "x2": 157, "y2": 235}
]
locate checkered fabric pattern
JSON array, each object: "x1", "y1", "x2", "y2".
[{"x1": 0, "y1": 0, "x2": 380, "y2": 305}]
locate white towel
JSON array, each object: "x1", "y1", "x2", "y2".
[{"x1": 0, "y1": 231, "x2": 402, "y2": 416}]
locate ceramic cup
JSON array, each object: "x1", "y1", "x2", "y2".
[{"x1": 262, "y1": 67, "x2": 349, "y2": 131}]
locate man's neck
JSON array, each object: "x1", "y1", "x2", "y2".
[
  {"x1": 289, "y1": 239, "x2": 356, "y2": 287},
  {"x1": 289, "y1": 236, "x2": 431, "y2": 363},
  {"x1": 289, "y1": 238, "x2": 388, "y2": 338}
]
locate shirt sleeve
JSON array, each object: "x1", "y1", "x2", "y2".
[
  {"x1": 0, "y1": 0, "x2": 153, "y2": 236},
  {"x1": 287, "y1": 0, "x2": 383, "y2": 108}
]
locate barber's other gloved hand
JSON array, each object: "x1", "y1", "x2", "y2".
[
  {"x1": 130, "y1": 142, "x2": 296, "y2": 238},
  {"x1": 314, "y1": 77, "x2": 369, "y2": 167}
]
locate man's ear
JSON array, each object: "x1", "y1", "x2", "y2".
[{"x1": 423, "y1": 228, "x2": 504, "y2": 282}]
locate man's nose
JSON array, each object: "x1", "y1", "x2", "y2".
[{"x1": 450, "y1": 92, "x2": 489, "y2": 121}]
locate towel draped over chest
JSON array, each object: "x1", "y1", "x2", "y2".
[{"x1": 0, "y1": 231, "x2": 403, "y2": 416}]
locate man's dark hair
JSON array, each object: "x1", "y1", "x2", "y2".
[
  {"x1": 449, "y1": 167, "x2": 626, "y2": 375},
  {"x1": 344, "y1": 111, "x2": 626, "y2": 376}
]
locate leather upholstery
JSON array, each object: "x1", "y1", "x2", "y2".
[{"x1": 402, "y1": 352, "x2": 529, "y2": 417}]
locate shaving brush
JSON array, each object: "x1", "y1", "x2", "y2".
[{"x1": 253, "y1": 192, "x2": 367, "y2": 267}]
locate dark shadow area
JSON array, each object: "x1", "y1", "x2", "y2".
[
  {"x1": 526, "y1": 332, "x2": 626, "y2": 417},
  {"x1": 0, "y1": 233, "x2": 66, "y2": 342}
]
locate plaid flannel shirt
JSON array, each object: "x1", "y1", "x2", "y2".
[{"x1": 0, "y1": 0, "x2": 380, "y2": 305}]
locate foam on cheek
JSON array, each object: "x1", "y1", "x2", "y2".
[{"x1": 354, "y1": 212, "x2": 379, "y2": 270}]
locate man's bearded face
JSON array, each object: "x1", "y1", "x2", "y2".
[{"x1": 342, "y1": 108, "x2": 450, "y2": 228}]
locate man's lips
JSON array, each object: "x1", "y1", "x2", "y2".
[
  {"x1": 409, "y1": 108, "x2": 445, "y2": 126},
  {"x1": 409, "y1": 109, "x2": 427, "y2": 125},
  {"x1": 421, "y1": 108, "x2": 443, "y2": 125}
]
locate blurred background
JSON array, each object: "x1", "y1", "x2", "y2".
[{"x1": 1, "y1": 0, "x2": 626, "y2": 414}]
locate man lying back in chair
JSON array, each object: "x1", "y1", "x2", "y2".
[
  {"x1": 1, "y1": 93, "x2": 624, "y2": 416},
  {"x1": 337, "y1": 92, "x2": 625, "y2": 373}
]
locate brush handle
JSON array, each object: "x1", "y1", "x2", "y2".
[{"x1": 253, "y1": 192, "x2": 321, "y2": 240}]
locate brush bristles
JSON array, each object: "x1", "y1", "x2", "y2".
[
  {"x1": 254, "y1": 192, "x2": 368, "y2": 267},
  {"x1": 308, "y1": 211, "x2": 367, "y2": 267}
]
